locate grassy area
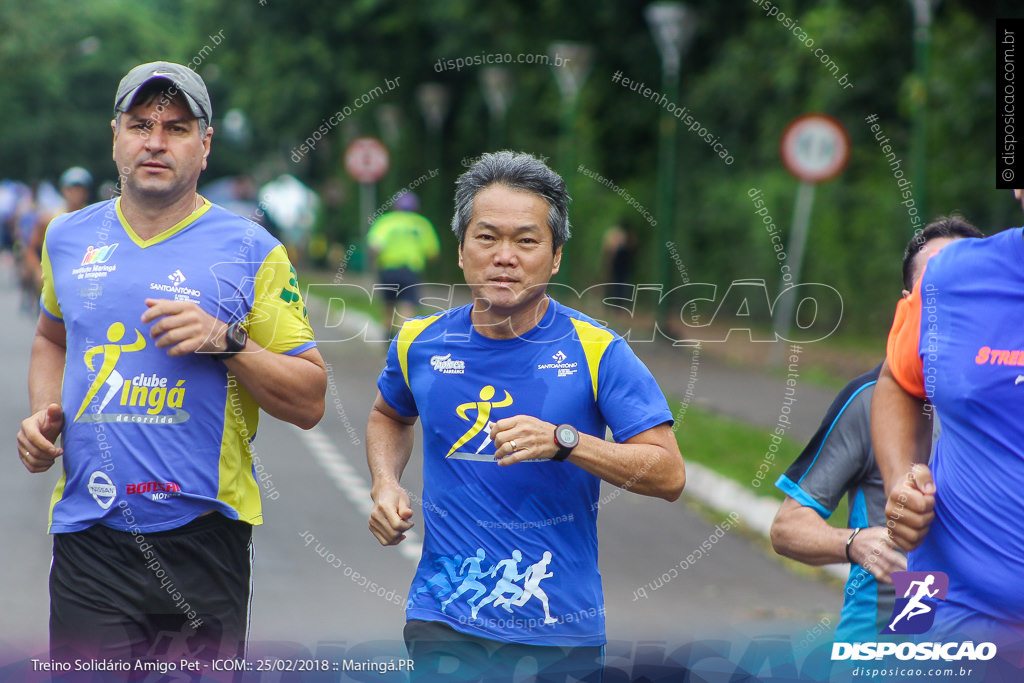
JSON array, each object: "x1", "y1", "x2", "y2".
[
  {"x1": 672, "y1": 400, "x2": 849, "y2": 527},
  {"x1": 673, "y1": 402, "x2": 792, "y2": 501},
  {"x1": 300, "y1": 267, "x2": 383, "y2": 323},
  {"x1": 796, "y1": 364, "x2": 850, "y2": 392}
]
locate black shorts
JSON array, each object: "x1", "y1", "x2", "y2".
[
  {"x1": 378, "y1": 267, "x2": 421, "y2": 304},
  {"x1": 403, "y1": 619, "x2": 604, "y2": 683},
  {"x1": 50, "y1": 512, "x2": 253, "y2": 671}
]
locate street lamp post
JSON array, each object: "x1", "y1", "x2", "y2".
[
  {"x1": 375, "y1": 104, "x2": 402, "y2": 196},
  {"x1": 645, "y1": 2, "x2": 696, "y2": 325},
  {"x1": 416, "y1": 83, "x2": 450, "y2": 228},
  {"x1": 549, "y1": 41, "x2": 594, "y2": 285},
  {"x1": 480, "y1": 67, "x2": 513, "y2": 150},
  {"x1": 909, "y1": 0, "x2": 940, "y2": 227}
]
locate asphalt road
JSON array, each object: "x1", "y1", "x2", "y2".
[{"x1": 0, "y1": 259, "x2": 843, "y2": 680}]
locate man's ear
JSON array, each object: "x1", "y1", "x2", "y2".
[
  {"x1": 110, "y1": 118, "x2": 118, "y2": 159},
  {"x1": 201, "y1": 125, "x2": 213, "y2": 170},
  {"x1": 551, "y1": 244, "x2": 562, "y2": 276},
  {"x1": 457, "y1": 241, "x2": 464, "y2": 270}
]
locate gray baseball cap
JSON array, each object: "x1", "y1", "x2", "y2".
[
  {"x1": 60, "y1": 167, "x2": 93, "y2": 189},
  {"x1": 114, "y1": 61, "x2": 212, "y2": 122}
]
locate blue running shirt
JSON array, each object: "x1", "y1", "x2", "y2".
[
  {"x1": 887, "y1": 229, "x2": 1024, "y2": 627},
  {"x1": 377, "y1": 299, "x2": 672, "y2": 646},
  {"x1": 41, "y1": 197, "x2": 315, "y2": 533}
]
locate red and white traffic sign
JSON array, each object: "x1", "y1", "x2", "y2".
[
  {"x1": 345, "y1": 137, "x2": 390, "y2": 184},
  {"x1": 780, "y1": 114, "x2": 849, "y2": 184}
]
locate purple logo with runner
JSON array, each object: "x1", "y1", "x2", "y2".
[{"x1": 882, "y1": 571, "x2": 949, "y2": 634}]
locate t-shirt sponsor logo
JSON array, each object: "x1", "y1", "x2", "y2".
[
  {"x1": 126, "y1": 481, "x2": 182, "y2": 501},
  {"x1": 87, "y1": 470, "x2": 117, "y2": 509},
  {"x1": 72, "y1": 243, "x2": 119, "y2": 280},
  {"x1": 74, "y1": 323, "x2": 190, "y2": 425},
  {"x1": 430, "y1": 353, "x2": 466, "y2": 374},
  {"x1": 975, "y1": 346, "x2": 1024, "y2": 366},
  {"x1": 125, "y1": 481, "x2": 181, "y2": 495},
  {"x1": 114, "y1": 373, "x2": 189, "y2": 422},
  {"x1": 537, "y1": 349, "x2": 577, "y2": 377},
  {"x1": 149, "y1": 269, "x2": 201, "y2": 302},
  {"x1": 81, "y1": 244, "x2": 118, "y2": 266},
  {"x1": 446, "y1": 385, "x2": 513, "y2": 458}
]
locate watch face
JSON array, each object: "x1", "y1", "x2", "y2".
[
  {"x1": 557, "y1": 425, "x2": 579, "y2": 448},
  {"x1": 227, "y1": 323, "x2": 247, "y2": 351}
]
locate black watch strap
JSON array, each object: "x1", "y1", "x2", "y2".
[
  {"x1": 552, "y1": 424, "x2": 579, "y2": 462},
  {"x1": 213, "y1": 321, "x2": 247, "y2": 360}
]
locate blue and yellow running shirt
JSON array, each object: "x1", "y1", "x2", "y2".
[
  {"x1": 887, "y1": 229, "x2": 1024, "y2": 627},
  {"x1": 41, "y1": 197, "x2": 315, "y2": 534},
  {"x1": 377, "y1": 299, "x2": 673, "y2": 647}
]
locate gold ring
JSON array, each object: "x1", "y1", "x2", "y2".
[{"x1": 510, "y1": 440, "x2": 517, "y2": 452}]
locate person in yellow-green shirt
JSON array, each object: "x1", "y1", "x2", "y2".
[{"x1": 367, "y1": 191, "x2": 440, "y2": 337}]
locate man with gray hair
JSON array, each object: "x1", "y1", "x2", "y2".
[{"x1": 367, "y1": 151, "x2": 684, "y2": 680}]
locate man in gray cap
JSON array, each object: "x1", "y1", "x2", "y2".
[
  {"x1": 116, "y1": 61, "x2": 214, "y2": 126},
  {"x1": 17, "y1": 61, "x2": 327, "y2": 669}
]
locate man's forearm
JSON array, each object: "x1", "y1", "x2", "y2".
[
  {"x1": 568, "y1": 424, "x2": 684, "y2": 501},
  {"x1": 771, "y1": 501, "x2": 848, "y2": 565},
  {"x1": 871, "y1": 362, "x2": 932, "y2": 495},
  {"x1": 367, "y1": 405, "x2": 415, "y2": 494},
  {"x1": 226, "y1": 345, "x2": 326, "y2": 429},
  {"x1": 29, "y1": 321, "x2": 66, "y2": 413}
]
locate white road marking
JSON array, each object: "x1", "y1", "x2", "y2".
[{"x1": 294, "y1": 425, "x2": 423, "y2": 563}]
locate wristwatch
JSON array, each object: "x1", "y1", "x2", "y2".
[
  {"x1": 214, "y1": 321, "x2": 248, "y2": 360},
  {"x1": 552, "y1": 424, "x2": 579, "y2": 461}
]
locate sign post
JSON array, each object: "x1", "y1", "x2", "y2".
[
  {"x1": 775, "y1": 114, "x2": 849, "y2": 345},
  {"x1": 345, "y1": 136, "x2": 390, "y2": 234},
  {"x1": 345, "y1": 137, "x2": 390, "y2": 272}
]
